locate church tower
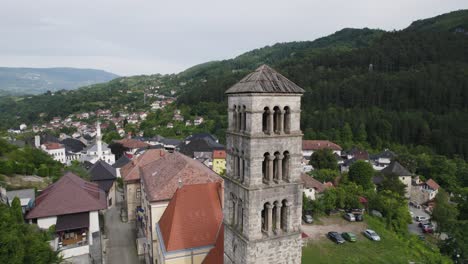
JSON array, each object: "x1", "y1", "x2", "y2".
[{"x1": 223, "y1": 65, "x2": 304, "y2": 264}]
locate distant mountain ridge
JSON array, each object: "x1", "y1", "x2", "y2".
[{"x1": 0, "y1": 67, "x2": 118, "y2": 95}]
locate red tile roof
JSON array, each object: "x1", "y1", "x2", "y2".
[
  {"x1": 116, "y1": 138, "x2": 150, "y2": 149},
  {"x1": 212, "y1": 150, "x2": 226, "y2": 159},
  {"x1": 26, "y1": 172, "x2": 106, "y2": 219},
  {"x1": 121, "y1": 149, "x2": 166, "y2": 182},
  {"x1": 426, "y1": 179, "x2": 440, "y2": 190},
  {"x1": 202, "y1": 225, "x2": 224, "y2": 264},
  {"x1": 141, "y1": 152, "x2": 222, "y2": 202},
  {"x1": 44, "y1": 142, "x2": 64, "y2": 150},
  {"x1": 302, "y1": 140, "x2": 342, "y2": 151},
  {"x1": 158, "y1": 183, "x2": 223, "y2": 252}
]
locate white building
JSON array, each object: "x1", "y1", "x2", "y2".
[
  {"x1": 41, "y1": 142, "x2": 67, "y2": 164},
  {"x1": 80, "y1": 121, "x2": 115, "y2": 165}
]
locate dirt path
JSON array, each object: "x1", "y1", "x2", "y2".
[{"x1": 302, "y1": 216, "x2": 368, "y2": 240}]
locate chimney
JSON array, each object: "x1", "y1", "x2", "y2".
[
  {"x1": 34, "y1": 135, "x2": 41, "y2": 148},
  {"x1": 178, "y1": 177, "x2": 183, "y2": 189}
]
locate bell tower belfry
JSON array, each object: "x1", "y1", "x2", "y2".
[{"x1": 223, "y1": 65, "x2": 304, "y2": 264}]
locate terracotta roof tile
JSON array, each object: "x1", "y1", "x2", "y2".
[
  {"x1": 44, "y1": 142, "x2": 64, "y2": 150},
  {"x1": 212, "y1": 150, "x2": 226, "y2": 159},
  {"x1": 158, "y1": 183, "x2": 223, "y2": 252},
  {"x1": 302, "y1": 140, "x2": 342, "y2": 151},
  {"x1": 26, "y1": 172, "x2": 106, "y2": 219},
  {"x1": 141, "y1": 152, "x2": 222, "y2": 202},
  {"x1": 202, "y1": 225, "x2": 224, "y2": 264},
  {"x1": 426, "y1": 179, "x2": 440, "y2": 190},
  {"x1": 121, "y1": 149, "x2": 166, "y2": 182},
  {"x1": 301, "y1": 173, "x2": 325, "y2": 193},
  {"x1": 116, "y1": 138, "x2": 150, "y2": 149}
]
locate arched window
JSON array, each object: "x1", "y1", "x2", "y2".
[
  {"x1": 241, "y1": 151, "x2": 245, "y2": 183},
  {"x1": 262, "y1": 153, "x2": 270, "y2": 183},
  {"x1": 235, "y1": 148, "x2": 240, "y2": 178},
  {"x1": 231, "y1": 193, "x2": 236, "y2": 225},
  {"x1": 272, "y1": 201, "x2": 278, "y2": 231},
  {"x1": 273, "y1": 106, "x2": 281, "y2": 133},
  {"x1": 261, "y1": 202, "x2": 271, "y2": 232},
  {"x1": 283, "y1": 106, "x2": 291, "y2": 134},
  {"x1": 238, "y1": 199, "x2": 243, "y2": 231},
  {"x1": 262, "y1": 107, "x2": 270, "y2": 133},
  {"x1": 237, "y1": 106, "x2": 242, "y2": 131},
  {"x1": 282, "y1": 151, "x2": 290, "y2": 181},
  {"x1": 281, "y1": 199, "x2": 288, "y2": 231},
  {"x1": 232, "y1": 105, "x2": 237, "y2": 131},
  {"x1": 242, "y1": 105, "x2": 247, "y2": 132}
]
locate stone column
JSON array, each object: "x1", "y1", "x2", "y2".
[
  {"x1": 266, "y1": 203, "x2": 273, "y2": 235},
  {"x1": 276, "y1": 154, "x2": 284, "y2": 182},
  {"x1": 268, "y1": 112, "x2": 274, "y2": 134},
  {"x1": 233, "y1": 151, "x2": 238, "y2": 179},
  {"x1": 239, "y1": 155, "x2": 243, "y2": 182},
  {"x1": 284, "y1": 201, "x2": 292, "y2": 232},
  {"x1": 268, "y1": 156, "x2": 275, "y2": 184},
  {"x1": 283, "y1": 153, "x2": 290, "y2": 182},
  {"x1": 275, "y1": 203, "x2": 282, "y2": 233}
]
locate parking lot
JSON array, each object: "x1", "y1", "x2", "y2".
[
  {"x1": 302, "y1": 215, "x2": 367, "y2": 240},
  {"x1": 408, "y1": 204, "x2": 433, "y2": 235}
]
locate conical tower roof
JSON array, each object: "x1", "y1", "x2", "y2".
[{"x1": 225, "y1": 64, "x2": 305, "y2": 94}]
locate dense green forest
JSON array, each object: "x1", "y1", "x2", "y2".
[{"x1": 1, "y1": 10, "x2": 468, "y2": 161}]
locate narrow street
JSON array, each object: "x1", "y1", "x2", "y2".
[{"x1": 104, "y1": 190, "x2": 144, "y2": 264}]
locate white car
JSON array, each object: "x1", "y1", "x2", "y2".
[
  {"x1": 363, "y1": 229, "x2": 381, "y2": 241},
  {"x1": 415, "y1": 216, "x2": 429, "y2": 222},
  {"x1": 344, "y1": 213, "x2": 356, "y2": 222}
]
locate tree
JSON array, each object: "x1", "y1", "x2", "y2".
[
  {"x1": 356, "y1": 123, "x2": 367, "y2": 142},
  {"x1": 341, "y1": 122, "x2": 353, "y2": 143},
  {"x1": 309, "y1": 149, "x2": 337, "y2": 170},
  {"x1": 348, "y1": 160, "x2": 375, "y2": 190},
  {"x1": 11, "y1": 197, "x2": 23, "y2": 224},
  {"x1": 309, "y1": 169, "x2": 339, "y2": 183},
  {"x1": 378, "y1": 173, "x2": 407, "y2": 197},
  {"x1": 432, "y1": 189, "x2": 459, "y2": 233}
]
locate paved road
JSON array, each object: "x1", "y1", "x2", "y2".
[{"x1": 105, "y1": 190, "x2": 144, "y2": 264}]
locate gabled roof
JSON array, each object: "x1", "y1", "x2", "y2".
[
  {"x1": 381, "y1": 161, "x2": 412, "y2": 176},
  {"x1": 60, "y1": 138, "x2": 86, "y2": 153},
  {"x1": 371, "y1": 149, "x2": 397, "y2": 160},
  {"x1": 112, "y1": 155, "x2": 131, "y2": 168},
  {"x1": 178, "y1": 138, "x2": 224, "y2": 158},
  {"x1": 302, "y1": 140, "x2": 342, "y2": 151},
  {"x1": 26, "y1": 172, "x2": 106, "y2": 219},
  {"x1": 425, "y1": 179, "x2": 440, "y2": 190},
  {"x1": 121, "y1": 149, "x2": 166, "y2": 182},
  {"x1": 301, "y1": 174, "x2": 325, "y2": 193},
  {"x1": 158, "y1": 183, "x2": 223, "y2": 252},
  {"x1": 346, "y1": 147, "x2": 369, "y2": 160},
  {"x1": 115, "y1": 138, "x2": 150, "y2": 149},
  {"x1": 141, "y1": 152, "x2": 222, "y2": 202},
  {"x1": 225, "y1": 65, "x2": 305, "y2": 94},
  {"x1": 89, "y1": 160, "x2": 117, "y2": 181},
  {"x1": 43, "y1": 142, "x2": 64, "y2": 150}
]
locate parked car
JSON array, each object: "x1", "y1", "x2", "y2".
[
  {"x1": 370, "y1": 210, "x2": 383, "y2": 218},
  {"x1": 418, "y1": 221, "x2": 431, "y2": 228},
  {"x1": 363, "y1": 229, "x2": 381, "y2": 241},
  {"x1": 341, "y1": 232, "x2": 357, "y2": 242},
  {"x1": 303, "y1": 214, "x2": 314, "y2": 224},
  {"x1": 344, "y1": 213, "x2": 356, "y2": 222},
  {"x1": 410, "y1": 201, "x2": 421, "y2": 209},
  {"x1": 354, "y1": 213, "x2": 364, "y2": 222},
  {"x1": 327, "y1": 232, "x2": 345, "y2": 244},
  {"x1": 421, "y1": 224, "x2": 434, "y2": 233},
  {"x1": 415, "y1": 216, "x2": 429, "y2": 222}
]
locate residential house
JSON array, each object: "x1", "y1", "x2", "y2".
[
  {"x1": 89, "y1": 160, "x2": 117, "y2": 208},
  {"x1": 115, "y1": 138, "x2": 150, "y2": 155},
  {"x1": 139, "y1": 152, "x2": 222, "y2": 263},
  {"x1": 121, "y1": 149, "x2": 167, "y2": 221},
  {"x1": 194, "y1": 116, "x2": 204, "y2": 126},
  {"x1": 302, "y1": 140, "x2": 342, "y2": 159},
  {"x1": 379, "y1": 161, "x2": 413, "y2": 198},
  {"x1": 60, "y1": 138, "x2": 87, "y2": 165},
  {"x1": 370, "y1": 149, "x2": 397, "y2": 171},
  {"x1": 41, "y1": 142, "x2": 67, "y2": 164},
  {"x1": 178, "y1": 134, "x2": 225, "y2": 162},
  {"x1": 154, "y1": 183, "x2": 223, "y2": 264},
  {"x1": 301, "y1": 174, "x2": 325, "y2": 201},
  {"x1": 411, "y1": 178, "x2": 440, "y2": 204},
  {"x1": 212, "y1": 150, "x2": 226, "y2": 175},
  {"x1": 26, "y1": 172, "x2": 106, "y2": 260},
  {"x1": 166, "y1": 123, "x2": 174, "y2": 129},
  {"x1": 6, "y1": 188, "x2": 35, "y2": 214}
]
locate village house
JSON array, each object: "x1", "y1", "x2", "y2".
[
  {"x1": 411, "y1": 177, "x2": 440, "y2": 205},
  {"x1": 115, "y1": 138, "x2": 150, "y2": 155},
  {"x1": 89, "y1": 160, "x2": 117, "y2": 208},
  {"x1": 166, "y1": 122, "x2": 174, "y2": 129},
  {"x1": 194, "y1": 116, "x2": 204, "y2": 126},
  {"x1": 26, "y1": 172, "x2": 106, "y2": 260},
  {"x1": 112, "y1": 155, "x2": 131, "y2": 178},
  {"x1": 41, "y1": 142, "x2": 67, "y2": 164},
  {"x1": 121, "y1": 149, "x2": 167, "y2": 221},
  {"x1": 80, "y1": 122, "x2": 115, "y2": 165},
  {"x1": 302, "y1": 140, "x2": 342, "y2": 159},
  {"x1": 301, "y1": 174, "x2": 326, "y2": 200},
  {"x1": 379, "y1": 161, "x2": 413, "y2": 198},
  {"x1": 139, "y1": 152, "x2": 222, "y2": 263},
  {"x1": 153, "y1": 183, "x2": 224, "y2": 264},
  {"x1": 370, "y1": 149, "x2": 397, "y2": 171},
  {"x1": 212, "y1": 150, "x2": 227, "y2": 175}
]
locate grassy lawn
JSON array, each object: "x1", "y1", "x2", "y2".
[{"x1": 302, "y1": 216, "x2": 451, "y2": 264}]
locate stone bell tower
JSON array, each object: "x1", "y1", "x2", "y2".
[{"x1": 223, "y1": 65, "x2": 304, "y2": 264}]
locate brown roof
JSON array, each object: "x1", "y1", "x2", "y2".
[
  {"x1": 121, "y1": 149, "x2": 166, "y2": 182},
  {"x1": 212, "y1": 150, "x2": 226, "y2": 159},
  {"x1": 141, "y1": 152, "x2": 222, "y2": 202},
  {"x1": 225, "y1": 64, "x2": 305, "y2": 94},
  {"x1": 302, "y1": 140, "x2": 342, "y2": 151},
  {"x1": 44, "y1": 142, "x2": 64, "y2": 150},
  {"x1": 26, "y1": 172, "x2": 106, "y2": 219},
  {"x1": 202, "y1": 225, "x2": 224, "y2": 264},
  {"x1": 301, "y1": 173, "x2": 325, "y2": 193},
  {"x1": 425, "y1": 179, "x2": 440, "y2": 190},
  {"x1": 158, "y1": 183, "x2": 223, "y2": 252},
  {"x1": 116, "y1": 138, "x2": 150, "y2": 149}
]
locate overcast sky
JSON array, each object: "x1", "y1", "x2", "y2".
[{"x1": 0, "y1": 0, "x2": 466, "y2": 76}]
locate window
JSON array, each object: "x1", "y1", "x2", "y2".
[
  {"x1": 136, "y1": 187, "x2": 141, "y2": 199},
  {"x1": 262, "y1": 107, "x2": 270, "y2": 133}
]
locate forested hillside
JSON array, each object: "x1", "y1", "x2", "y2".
[{"x1": 1, "y1": 10, "x2": 468, "y2": 160}]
